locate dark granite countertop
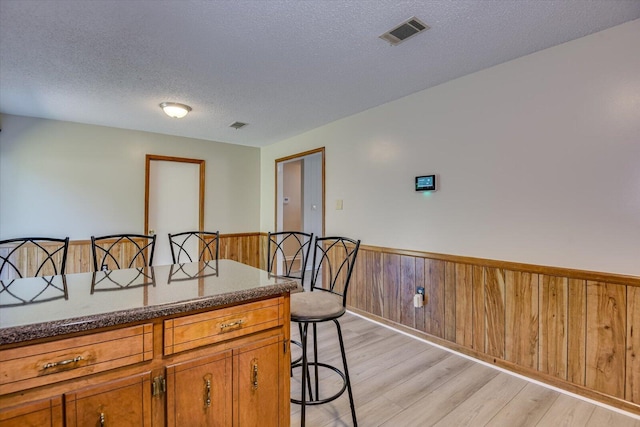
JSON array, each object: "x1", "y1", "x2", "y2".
[{"x1": 0, "y1": 260, "x2": 297, "y2": 345}]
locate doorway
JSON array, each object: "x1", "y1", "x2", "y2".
[
  {"x1": 275, "y1": 148, "x2": 324, "y2": 277},
  {"x1": 145, "y1": 155, "x2": 205, "y2": 266}
]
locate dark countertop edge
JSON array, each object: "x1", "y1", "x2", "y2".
[{"x1": 0, "y1": 281, "x2": 297, "y2": 346}]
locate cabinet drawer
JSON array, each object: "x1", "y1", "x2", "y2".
[
  {"x1": 0, "y1": 324, "x2": 153, "y2": 395},
  {"x1": 164, "y1": 297, "x2": 284, "y2": 355}
]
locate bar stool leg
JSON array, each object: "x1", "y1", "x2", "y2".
[
  {"x1": 300, "y1": 322, "x2": 309, "y2": 427},
  {"x1": 313, "y1": 322, "x2": 319, "y2": 399},
  {"x1": 292, "y1": 323, "x2": 314, "y2": 400},
  {"x1": 334, "y1": 319, "x2": 357, "y2": 427}
]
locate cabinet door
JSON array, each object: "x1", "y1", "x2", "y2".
[
  {"x1": 233, "y1": 335, "x2": 284, "y2": 427},
  {"x1": 0, "y1": 396, "x2": 63, "y2": 427},
  {"x1": 166, "y1": 350, "x2": 232, "y2": 427},
  {"x1": 64, "y1": 372, "x2": 152, "y2": 427}
]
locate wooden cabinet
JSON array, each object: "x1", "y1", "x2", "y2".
[
  {"x1": 0, "y1": 294, "x2": 290, "y2": 427},
  {"x1": 64, "y1": 373, "x2": 152, "y2": 427},
  {"x1": 166, "y1": 351, "x2": 232, "y2": 427},
  {"x1": 0, "y1": 396, "x2": 63, "y2": 427},
  {"x1": 0, "y1": 324, "x2": 153, "y2": 395},
  {"x1": 162, "y1": 297, "x2": 289, "y2": 426},
  {"x1": 233, "y1": 335, "x2": 285, "y2": 427}
]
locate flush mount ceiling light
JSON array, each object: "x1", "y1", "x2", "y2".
[{"x1": 159, "y1": 102, "x2": 192, "y2": 118}]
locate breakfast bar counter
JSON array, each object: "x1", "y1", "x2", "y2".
[{"x1": 0, "y1": 260, "x2": 296, "y2": 426}]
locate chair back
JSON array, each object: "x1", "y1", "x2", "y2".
[
  {"x1": 91, "y1": 234, "x2": 156, "y2": 271},
  {"x1": 168, "y1": 231, "x2": 219, "y2": 263},
  {"x1": 267, "y1": 231, "x2": 314, "y2": 281},
  {"x1": 309, "y1": 236, "x2": 360, "y2": 306},
  {"x1": 0, "y1": 237, "x2": 69, "y2": 279}
]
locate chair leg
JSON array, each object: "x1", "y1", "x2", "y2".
[
  {"x1": 292, "y1": 322, "x2": 314, "y2": 400},
  {"x1": 300, "y1": 322, "x2": 309, "y2": 427},
  {"x1": 334, "y1": 319, "x2": 357, "y2": 427},
  {"x1": 313, "y1": 322, "x2": 319, "y2": 399}
]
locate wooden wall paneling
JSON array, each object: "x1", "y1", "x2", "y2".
[
  {"x1": 455, "y1": 263, "x2": 473, "y2": 347},
  {"x1": 444, "y1": 262, "x2": 456, "y2": 342},
  {"x1": 259, "y1": 234, "x2": 268, "y2": 271},
  {"x1": 0, "y1": 247, "x2": 8, "y2": 280},
  {"x1": 414, "y1": 257, "x2": 426, "y2": 334},
  {"x1": 27, "y1": 247, "x2": 39, "y2": 276},
  {"x1": 472, "y1": 266, "x2": 486, "y2": 352},
  {"x1": 347, "y1": 248, "x2": 367, "y2": 311},
  {"x1": 627, "y1": 286, "x2": 640, "y2": 404},
  {"x1": 67, "y1": 242, "x2": 93, "y2": 274},
  {"x1": 399, "y1": 256, "x2": 416, "y2": 329},
  {"x1": 484, "y1": 268, "x2": 506, "y2": 359},
  {"x1": 383, "y1": 253, "x2": 401, "y2": 324},
  {"x1": 425, "y1": 259, "x2": 445, "y2": 338},
  {"x1": 567, "y1": 278, "x2": 587, "y2": 386},
  {"x1": 248, "y1": 234, "x2": 260, "y2": 268},
  {"x1": 586, "y1": 281, "x2": 627, "y2": 399},
  {"x1": 240, "y1": 236, "x2": 251, "y2": 267},
  {"x1": 217, "y1": 234, "x2": 263, "y2": 268},
  {"x1": 220, "y1": 236, "x2": 231, "y2": 261},
  {"x1": 368, "y1": 250, "x2": 384, "y2": 317},
  {"x1": 504, "y1": 270, "x2": 539, "y2": 370},
  {"x1": 539, "y1": 275, "x2": 568, "y2": 379},
  {"x1": 228, "y1": 236, "x2": 240, "y2": 262}
]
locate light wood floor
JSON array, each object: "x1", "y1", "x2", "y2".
[{"x1": 289, "y1": 312, "x2": 640, "y2": 427}]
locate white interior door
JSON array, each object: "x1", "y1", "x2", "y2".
[{"x1": 148, "y1": 160, "x2": 201, "y2": 265}]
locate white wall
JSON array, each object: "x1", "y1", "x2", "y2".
[
  {"x1": 0, "y1": 114, "x2": 260, "y2": 239},
  {"x1": 302, "y1": 153, "x2": 323, "y2": 238},
  {"x1": 261, "y1": 20, "x2": 640, "y2": 276}
]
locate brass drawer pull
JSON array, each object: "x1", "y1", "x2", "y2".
[
  {"x1": 252, "y1": 360, "x2": 259, "y2": 390},
  {"x1": 205, "y1": 378, "x2": 211, "y2": 408},
  {"x1": 220, "y1": 319, "x2": 243, "y2": 329},
  {"x1": 100, "y1": 412, "x2": 105, "y2": 427},
  {"x1": 43, "y1": 355, "x2": 83, "y2": 369}
]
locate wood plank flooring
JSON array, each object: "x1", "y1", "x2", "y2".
[{"x1": 290, "y1": 312, "x2": 640, "y2": 427}]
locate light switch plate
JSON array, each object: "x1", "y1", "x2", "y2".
[{"x1": 336, "y1": 199, "x2": 343, "y2": 210}]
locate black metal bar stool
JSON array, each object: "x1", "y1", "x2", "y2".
[
  {"x1": 0, "y1": 237, "x2": 69, "y2": 279},
  {"x1": 290, "y1": 236, "x2": 360, "y2": 427},
  {"x1": 266, "y1": 231, "x2": 314, "y2": 291},
  {"x1": 267, "y1": 231, "x2": 314, "y2": 381},
  {"x1": 91, "y1": 234, "x2": 156, "y2": 271},
  {"x1": 168, "y1": 230, "x2": 219, "y2": 263}
]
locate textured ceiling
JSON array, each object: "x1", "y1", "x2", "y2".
[{"x1": 1, "y1": 1, "x2": 639, "y2": 147}]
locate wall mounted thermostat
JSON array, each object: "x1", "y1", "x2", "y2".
[{"x1": 415, "y1": 175, "x2": 436, "y2": 192}]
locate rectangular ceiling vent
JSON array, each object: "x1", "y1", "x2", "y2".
[
  {"x1": 229, "y1": 121, "x2": 248, "y2": 130},
  {"x1": 379, "y1": 17, "x2": 430, "y2": 46}
]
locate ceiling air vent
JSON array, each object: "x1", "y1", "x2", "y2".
[
  {"x1": 229, "y1": 121, "x2": 248, "y2": 130},
  {"x1": 379, "y1": 17, "x2": 430, "y2": 46}
]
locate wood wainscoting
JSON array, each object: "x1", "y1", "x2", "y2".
[
  {"x1": 344, "y1": 244, "x2": 640, "y2": 414},
  {"x1": 2, "y1": 233, "x2": 268, "y2": 276},
  {"x1": 5, "y1": 232, "x2": 638, "y2": 413},
  {"x1": 218, "y1": 232, "x2": 266, "y2": 269}
]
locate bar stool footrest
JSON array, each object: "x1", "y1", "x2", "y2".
[
  {"x1": 291, "y1": 362, "x2": 348, "y2": 406},
  {"x1": 290, "y1": 339, "x2": 303, "y2": 366}
]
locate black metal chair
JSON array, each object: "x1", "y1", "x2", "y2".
[
  {"x1": 91, "y1": 234, "x2": 156, "y2": 271},
  {"x1": 0, "y1": 237, "x2": 69, "y2": 279},
  {"x1": 266, "y1": 231, "x2": 314, "y2": 291},
  {"x1": 267, "y1": 231, "x2": 314, "y2": 380},
  {"x1": 168, "y1": 231, "x2": 219, "y2": 264},
  {"x1": 290, "y1": 236, "x2": 360, "y2": 427}
]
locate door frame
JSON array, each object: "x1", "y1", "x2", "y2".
[
  {"x1": 144, "y1": 154, "x2": 206, "y2": 235},
  {"x1": 274, "y1": 147, "x2": 325, "y2": 235}
]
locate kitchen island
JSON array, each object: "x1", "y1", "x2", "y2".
[{"x1": 0, "y1": 260, "x2": 296, "y2": 426}]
